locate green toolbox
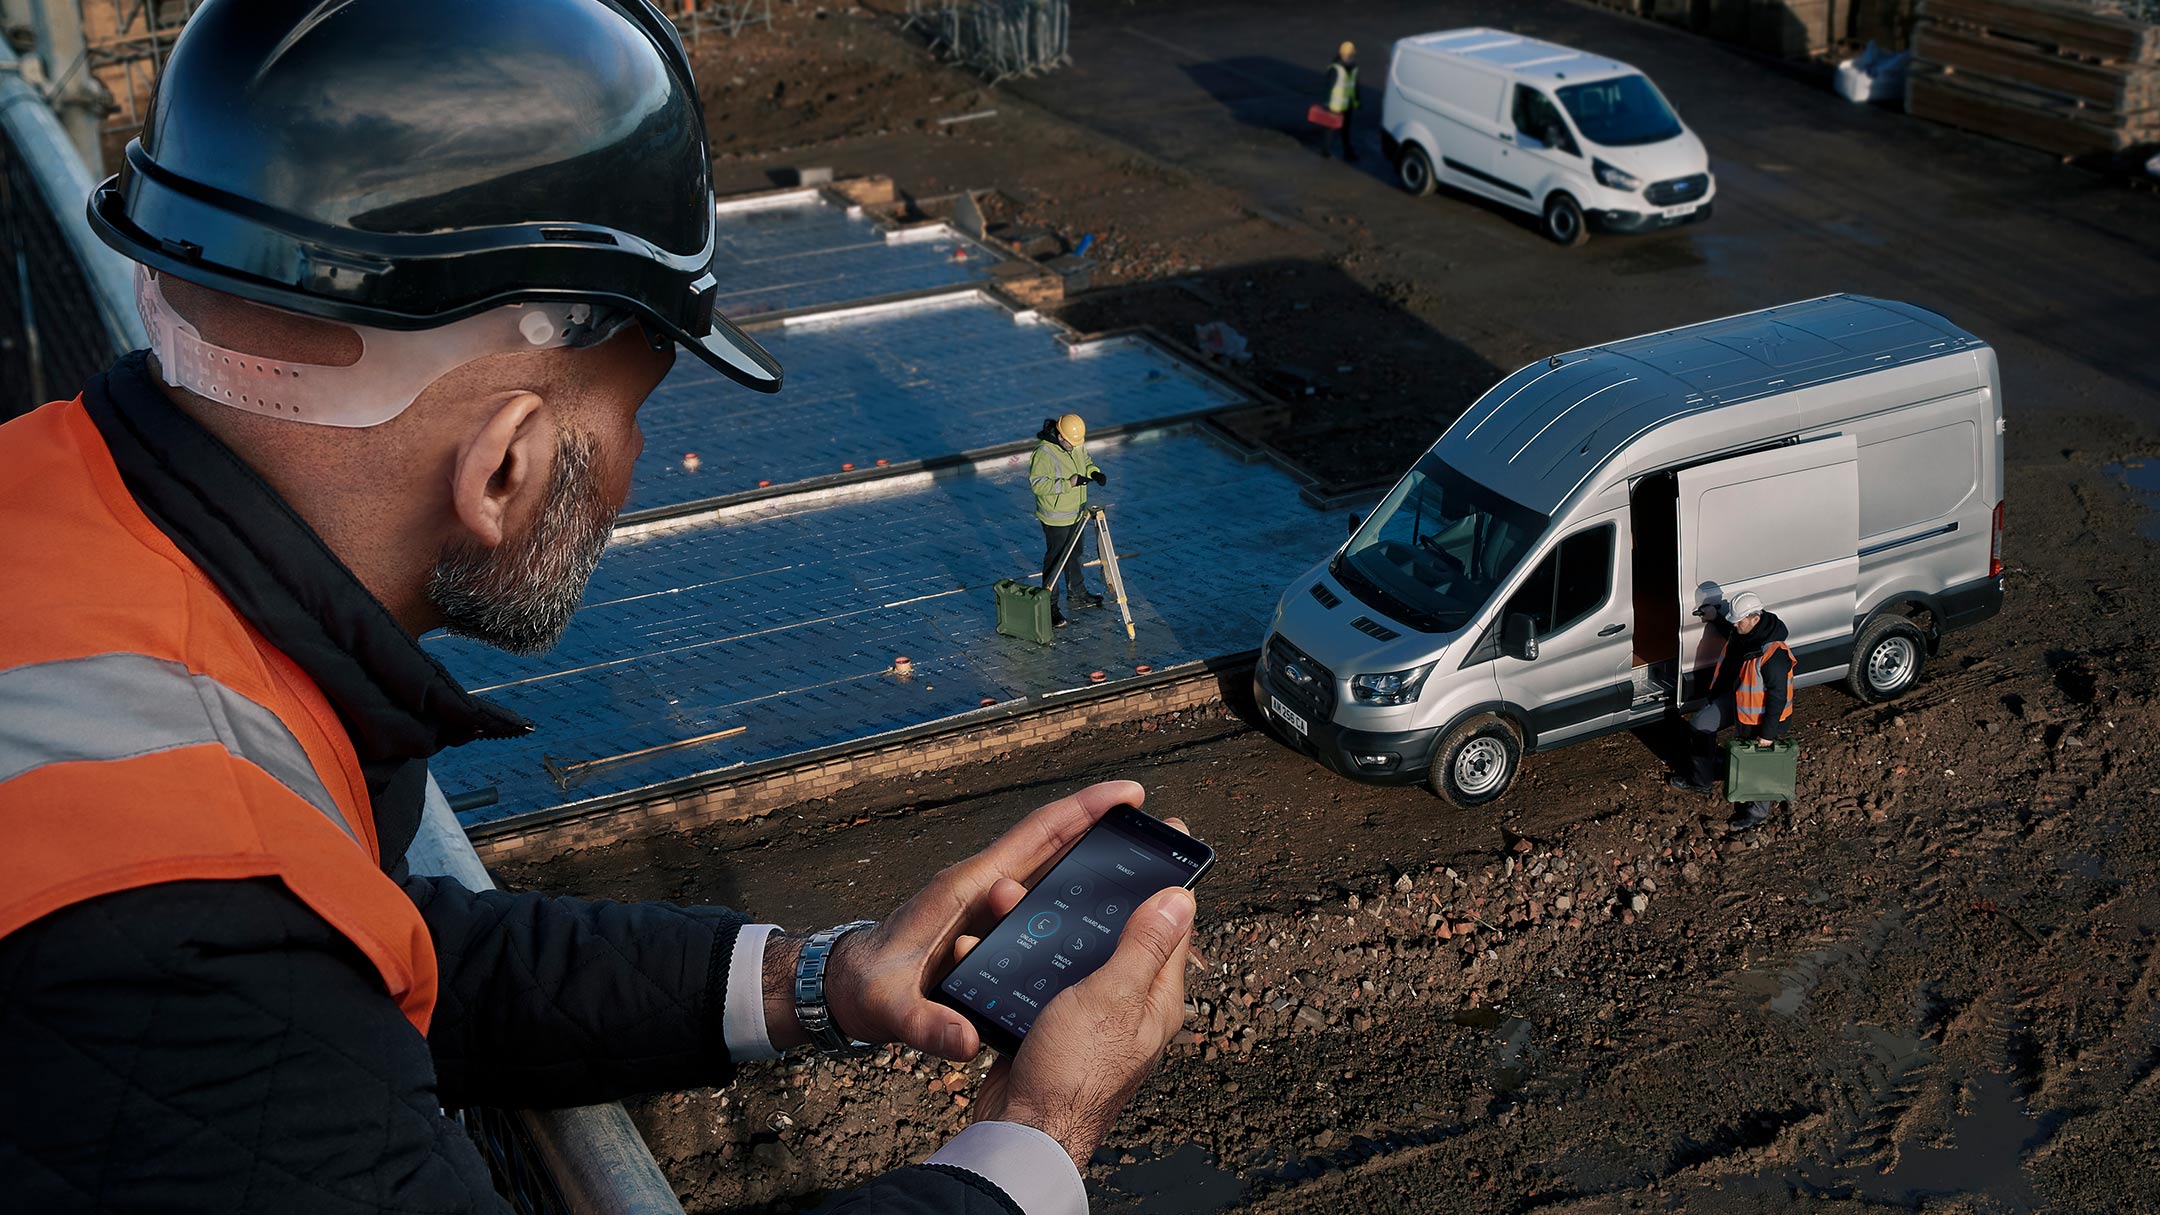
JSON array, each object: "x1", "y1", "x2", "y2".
[
  {"x1": 993, "y1": 578, "x2": 1055, "y2": 645},
  {"x1": 1724, "y1": 738, "x2": 1798, "y2": 803}
]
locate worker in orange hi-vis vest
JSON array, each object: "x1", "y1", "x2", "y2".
[{"x1": 1668, "y1": 591, "x2": 1796, "y2": 832}]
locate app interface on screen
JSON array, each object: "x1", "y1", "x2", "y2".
[{"x1": 942, "y1": 817, "x2": 1200, "y2": 1041}]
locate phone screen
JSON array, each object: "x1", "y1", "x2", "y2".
[{"x1": 935, "y1": 804, "x2": 1212, "y2": 1054}]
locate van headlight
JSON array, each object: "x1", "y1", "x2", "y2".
[
  {"x1": 1594, "y1": 158, "x2": 1641, "y2": 191},
  {"x1": 1350, "y1": 662, "x2": 1437, "y2": 705}
]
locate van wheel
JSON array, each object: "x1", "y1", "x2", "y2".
[
  {"x1": 1542, "y1": 193, "x2": 1588, "y2": 246},
  {"x1": 1847, "y1": 615, "x2": 1928, "y2": 703},
  {"x1": 1428, "y1": 716, "x2": 1522, "y2": 808},
  {"x1": 1399, "y1": 145, "x2": 1436, "y2": 197}
]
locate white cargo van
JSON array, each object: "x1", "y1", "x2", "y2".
[
  {"x1": 1381, "y1": 28, "x2": 1714, "y2": 245},
  {"x1": 1255, "y1": 296, "x2": 2006, "y2": 807}
]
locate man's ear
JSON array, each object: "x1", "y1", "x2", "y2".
[{"x1": 448, "y1": 391, "x2": 550, "y2": 549}]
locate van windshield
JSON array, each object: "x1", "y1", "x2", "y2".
[
  {"x1": 1333, "y1": 455, "x2": 1547, "y2": 634},
  {"x1": 1556, "y1": 75, "x2": 1683, "y2": 147}
]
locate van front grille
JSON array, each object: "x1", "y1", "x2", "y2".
[
  {"x1": 1644, "y1": 173, "x2": 1709, "y2": 206},
  {"x1": 1263, "y1": 636, "x2": 1335, "y2": 722}
]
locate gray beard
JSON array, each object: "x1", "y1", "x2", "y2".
[{"x1": 425, "y1": 432, "x2": 614, "y2": 656}]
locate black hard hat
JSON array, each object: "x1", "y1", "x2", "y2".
[{"x1": 87, "y1": 0, "x2": 781, "y2": 393}]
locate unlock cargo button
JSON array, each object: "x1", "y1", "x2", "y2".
[{"x1": 1026, "y1": 911, "x2": 1061, "y2": 939}]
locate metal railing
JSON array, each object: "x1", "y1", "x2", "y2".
[
  {"x1": 0, "y1": 39, "x2": 685, "y2": 1209},
  {"x1": 670, "y1": 0, "x2": 773, "y2": 43},
  {"x1": 0, "y1": 37, "x2": 143, "y2": 417},
  {"x1": 412, "y1": 776, "x2": 689, "y2": 1215},
  {"x1": 907, "y1": 0, "x2": 1070, "y2": 82}
]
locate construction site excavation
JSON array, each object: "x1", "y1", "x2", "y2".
[{"x1": 4, "y1": 0, "x2": 2160, "y2": 1213}]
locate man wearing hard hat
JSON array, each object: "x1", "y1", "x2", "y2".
[
  {"x1": 1322, "y1": 40, "x2": 1361, "y2": 162},
  {"x1": 1669, "y1": 591, "x2": 1797, "y2": 833},
  {"x1": 1029, "y1": 413, "x2": 1108, "y2": 630},
  {"x1": 0, "y1": 2, "x2": 1193, "y2": 1210}
]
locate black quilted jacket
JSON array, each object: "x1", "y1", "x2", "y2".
[{"x1": 0, "y1": 356, "x2": 1019, "y2": 1215}]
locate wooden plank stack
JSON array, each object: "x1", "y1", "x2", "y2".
[
  {"x1": 1908, "y1": 0, "x2": 2160, "y2": 156},
  {"x1": 1578, "y1": 0, "x2": 1851, "y2": 59}
]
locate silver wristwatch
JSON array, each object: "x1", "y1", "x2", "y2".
[{"x1": 792, "y1": 920, "x2": 878, "y2": 1055}]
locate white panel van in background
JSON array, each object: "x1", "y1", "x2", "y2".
[
  {"x1": 1255, "y1": 297, "x2": 2007, "y2": 807},
  {"x1": 1381, "y1": 28, "x2": 1714, "y2": 245}
]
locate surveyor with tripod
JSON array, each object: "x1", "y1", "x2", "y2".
[{"x1": 1030, "y1": 413, "x2": 1108, "y2": 629}]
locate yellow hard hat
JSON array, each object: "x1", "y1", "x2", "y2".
[
  {"x1": 1057, "y1": 413, "x2": 1086, "y2": 446},
  {"x1": 1340, "y1": 41, "x2": 1356, "y2": 59}
]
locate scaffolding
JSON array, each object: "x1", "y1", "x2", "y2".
[
  {"x1": 907, "y1": 0, "x2": 1070, "y2": 82},
  {"x1": 81, "y1": 0, "x2": 197, "y2": 148},
  {"x1": 670, "y1": 0, "x2": 772, "y2": 45}
]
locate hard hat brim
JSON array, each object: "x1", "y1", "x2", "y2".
[{"x1": 662, "y1": 303, "x2": 784, "y2": 393}]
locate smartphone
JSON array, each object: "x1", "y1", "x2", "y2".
[{"x1": 934, "y1": 804, "x2": 1214, "y2": 1056}]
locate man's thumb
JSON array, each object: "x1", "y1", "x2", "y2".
[{"x1": 1087, "y1": 888, "x2": 1194, "y2": 992}]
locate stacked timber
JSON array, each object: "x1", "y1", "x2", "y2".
[
  {"x1": 1577, "y1": 0, "x2": 1853, "y2": 60},
  {"x1": 1909, "y1": 0, "x2": 2160, "y2": 156}
]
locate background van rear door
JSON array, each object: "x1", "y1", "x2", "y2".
[{"x1": 1676, "y1": 435, "x2": 1859, "y2": 704}]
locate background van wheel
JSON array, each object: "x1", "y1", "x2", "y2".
[
  {"x1": 1399, "y1": 145, "x2": 1436, "y2": 197},
  {"x1": 1543, "y1": 193, "x2": 1588, "y2": 246},
  {"x1": 1428, "y1": 716, "x2": 1522, "y2": 808},
  {"x1": 1847, "y1": 615, "x2": 1928, "y2": 702}
]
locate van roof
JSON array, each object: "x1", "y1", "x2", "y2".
[
  {"x1": 1396, "y1": 28, "x2": 1634, "y2": 85},
  {"x1": 1432, "y1": 295, "x2": 1987, "y2": 516}
]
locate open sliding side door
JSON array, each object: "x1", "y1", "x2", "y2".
[{"x1": 1675, "y1": 435, "x2": 1859, "y2": 707}]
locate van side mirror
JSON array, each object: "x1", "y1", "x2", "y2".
[
  {"x1": 1503, "y1": 613, "x2": 1539, "y2": 661},
  {"x1": 1347, "y1": 514, "x2": 1362, "y2": 536}
]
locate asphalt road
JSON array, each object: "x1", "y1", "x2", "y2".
[{"x1": 1012, "y1": 0, "x2": 2160, "y2": 427}]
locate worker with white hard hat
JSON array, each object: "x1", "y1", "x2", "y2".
[{"x1": 1670, "y1": 591, "x2": 1797, "y2": 831}]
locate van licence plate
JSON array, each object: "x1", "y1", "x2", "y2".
[
  {"x1": 1661, "y1": 202, "x2": 1699, "y2": 219},
  {"x1": 1269, "y1": 696, "x2": 1309, "y2": 737}
]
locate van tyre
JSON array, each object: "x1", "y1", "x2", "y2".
[
  {"x1": 1399, "y1": 145, "x2": 1436, "y2": 197},
  {"x1": 1428, "y1": 716, "x2": 1522, "y2": 809},
  {"x1": 1848, "y1": 615, "x2": 1927, "y2": 702},
  {"x1": 1542, "y1": 193, "x2": 1588, "y2": 246}
]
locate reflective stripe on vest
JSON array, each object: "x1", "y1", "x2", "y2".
[
  {"x1": 0, "y1": 395, "x2": 438, "y2": 1035},
  {"x1": 0, "y1": 652, "x2": 354, "y2": 842},
  {"x1": 1329, "y1": 63, "x2": 1358, "y2": 113},
  {"x1": 1725, "y1": 641, "x2": 1795, "y2": 725},
  {"x1": 1031, "y1": 441, "x2": 1088, "y2": 525}
]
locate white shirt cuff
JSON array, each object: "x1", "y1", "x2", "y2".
[
  {"x1": 927, "y1": 1121, "x2": 1087, "y2": 1215},
  {"x1": 723, "y1": 924, "x2": 782, "y2": 1061}
]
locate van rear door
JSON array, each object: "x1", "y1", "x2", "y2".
[{"x1": 1676, "y1": 435, "x2": 1859, "y2": 703}]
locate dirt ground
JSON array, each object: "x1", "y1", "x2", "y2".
[{"x1": 497, "y1": 3, "x2": 2160, "y2": 1211}]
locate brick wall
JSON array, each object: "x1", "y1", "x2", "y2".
[{"x1": 469, "y1": 665, "x2": 1250, "y2": 866}]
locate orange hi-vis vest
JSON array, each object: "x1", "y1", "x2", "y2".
[
  {"x1": 0, "y1": 397, "x2": 438, "y2": 1034},
  {"x1": 1714, "y1": 638, "x2": 1795, "y2": 726}
]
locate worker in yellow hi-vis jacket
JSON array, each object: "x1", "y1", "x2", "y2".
[
  {"x1": 1029, "y1": 413, "x2": 1107, "y2": 630},
  {"x1": 1322, "y1": 41, "x2": 1360, "y2": 162}
]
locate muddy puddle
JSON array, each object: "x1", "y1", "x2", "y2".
[
  {"x1": 1450, "y1": 1006, "x2": 1538, "y2": 1094},
  {"x1": 1099, "y1": 1142, "x2": 1245, "y2": 1214},
  {"x1": 2112, "y1": 460, "x2": 2160, "y2": 541},
  {"x1": 1733, "y1": 1063, "x2": 2058, "y2": 1212}
]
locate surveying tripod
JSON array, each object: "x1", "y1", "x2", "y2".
[{"x1": 1048, "y1": 504, "x2": 1136, "y2": 640}]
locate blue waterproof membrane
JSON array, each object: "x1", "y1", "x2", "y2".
[
  {"x1": 630, "y1": 295, "x2": 1244, "y2": 513},
  {"x1": 712, "y1": 199, "x2": 997, "y2": 317},
  {"x1": 427, "y1": 429, "x2": 1355, "y2": 824}
]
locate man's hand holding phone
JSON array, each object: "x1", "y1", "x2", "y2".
[
  {"x1": 967, "y1": 881, "x2": 1193, "y2": 1168},
  {"x1": 763, "y1": 780, "x2": 1198, "y2": 1167}
]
